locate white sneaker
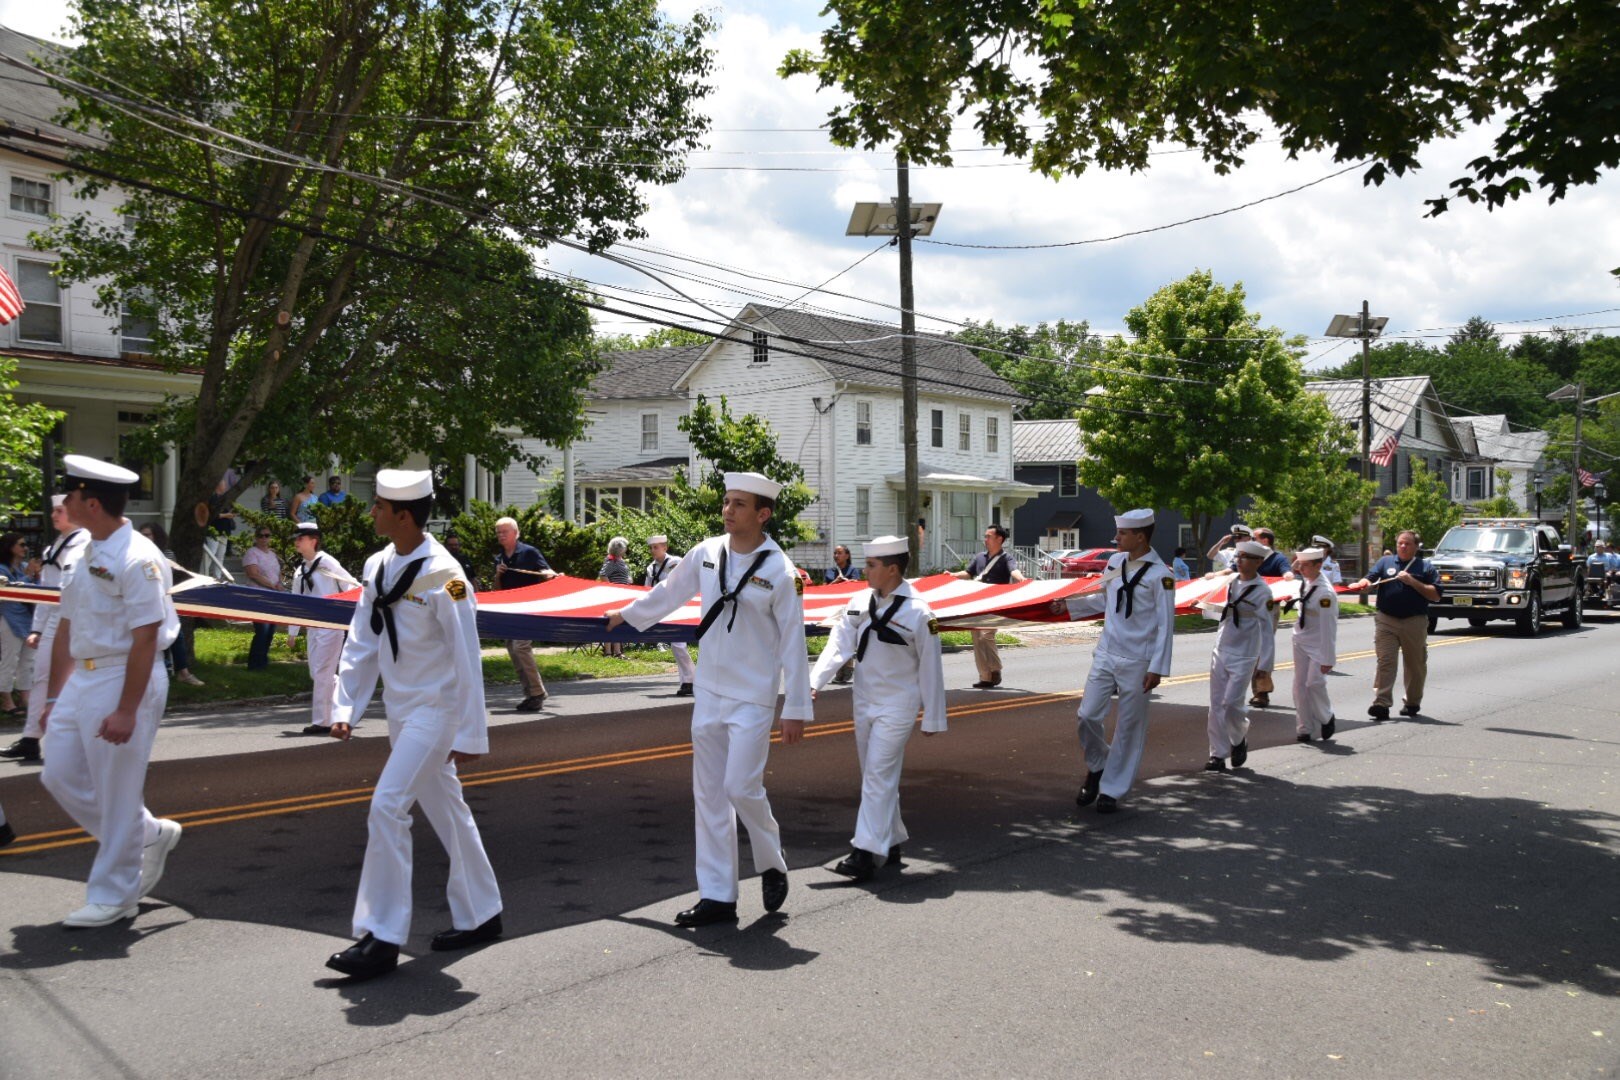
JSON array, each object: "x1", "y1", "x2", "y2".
[
  {"x1": 63, "y1": 902, "x2": 138, "y2": 928},
  {"x1": 140, "y1": 819, "x2": 183, "y2": 896}
]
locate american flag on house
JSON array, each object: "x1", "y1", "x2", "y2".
[
  {"x1": 1369, "y1": 433, "x2": 1400, "y2": 467},
  {"x1": 0, "y1": 265, "x2": 25, "y2": 325},
  {"x1": 1577, "y1": 467, "x2": 1599, "y2": 489}
]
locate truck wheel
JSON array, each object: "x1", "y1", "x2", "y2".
[
  {"x1": 1467, "y1": 616, "x2": 1486, "y2": 627},
  {"x1": 1516, "y1": 589, "x2": 1543, "y2": 636},
  {"x1": 1561, "y1": 590, "x2": 1583, "y2": 629}
]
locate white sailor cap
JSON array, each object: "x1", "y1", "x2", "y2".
[
  {"x1": 295, "y1": 521, "x2": 321, "y2": 537},
  {"x1": 723, "y1": 471, "x2": 782, "y2": 501},
  {"x1": 1311, "y1": 534, "x2": 1334, "y2": 550},
  {"x1": 375, "y1": 468, "x2": 433, "y2": 502},
  {"x1": 647, "y1": 534, "x2": 669, "y2": 546},
  {"x1": 1235, "y1": 540, "x2": 1270, "y2": 558},
  {"x1": 61, "y1": 453, "x2": 139, "y2": 494},
  {"x1": 50, "y1": 494, "x2": 66, "y2": 508},
  {"x1": 1231, "y1": 523, "x2": 1254, "y2": 538},
  {"x1": 1295, "y1": 547, "x2": 1327, "y2": 562},
  {"x1": 863, "y1": 535, "x2": 908, "y2": 558},
  {"x1": 1113, "y1": 508, "x2": 1155, "y2": 529}
]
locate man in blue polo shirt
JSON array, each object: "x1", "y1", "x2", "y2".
[{"x1": 1345, "y1": 529, "x2": 1441, "y2": 721}]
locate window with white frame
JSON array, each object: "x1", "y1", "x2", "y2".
[
  {"x1": 1466, "y1": 467, "x2": 1487, "y2": 500},
  {"x1": 1057, "y1": 464, "x2": 1078, "y2": 497},
  {"x1": 855, "y1": 486, "x2": 870, "y2": 535},
  {"x1": 640, "y1": 412, "x2": 659, "y2": 452},
  {"x1": 10, "y1": 176, "x2": 52, "y2": 217},
  {"x1": 986, "y1": 416, "x2": 1000, "y2": 453},
  {"x1": 856, "y1": 400, "x2": 872, "y2": 445},
  {"x1": 14, "y1": 259, "x2": 62, "y2": 343},
  {"x1": 930, "y1": 408, "x2": 944, "y2": 448},
  {"x1": 948, "y1": 490, "x2": 977, "y2": 544},
  {"x1": 958, "y1": 411, "x2": 971, "y2": 451},
  {"x1": 751, "y1": 330, "x2": 769, "y2": 363},
  {"x1": 121, "y1": 293, "x2": 156, "y2": 354}
]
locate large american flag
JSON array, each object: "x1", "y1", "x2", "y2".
[
  {"x1": 1369, "y1": 433, "x2": 1400, "y2": 467},
  {"x1": 0, "y1": 266, "x2": 24, "y2": 325}
]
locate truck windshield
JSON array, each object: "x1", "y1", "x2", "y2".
[{"x1": 1435, "y1": 528, "x2": 1533, "y2": 554}]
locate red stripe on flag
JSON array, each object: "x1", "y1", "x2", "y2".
[
  {"x1": 1369, "y1": 433, "x2": 1399, "y2": 467},
  {"x1": 0, "y1": 265, "x2": 25, "y2": 325}
]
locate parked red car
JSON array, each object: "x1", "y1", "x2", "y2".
[{"x1": 1056, "y1": 547, "x2": 1117, "y2": 577}]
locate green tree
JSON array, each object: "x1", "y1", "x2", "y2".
[
  {"x1": 0, "y1": 359, "x2": 63, "y2": 519},
  {"x1": 666, "y1": 395, "x2": 815, "y2": 548},
  {"x1": 1317, "y1": 337, "x2": 1561, "y2": 429},
  {"x1": 1377, "y1": 459, "x2": 1462, "y2": 549},
  {"x1": 41, "y1": 0, "x2": 714, "y2": 567},
  {"x1": 953, "y1": 319, "x2": 1105, "y2": 420},
  {"x1": 596, "y1": 326, "x2": 712, "y2": 351},
  {"x1": 1074, "y1": 271, "x2": 1322, "y2": 557},
  {"x1": 449, "y1": 501, "x2": 607, "y2": 588},
  {"x1": 1247, "y1": 407, "x2": 1377, "y2": 551},
  {"x1": 781, "y1": 0, "x2": 1618, "y2": 215}
]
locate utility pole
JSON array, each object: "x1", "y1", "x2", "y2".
[
  {"x1": 895, "y1": 155, "x2": 921, "y2": 569},
  {"x1": 1570, "y1": 381, "x2": 1584, "y2": 546},
  {"x1": 1359, "y1": 300, "x2": 1373, "y2": 577}
]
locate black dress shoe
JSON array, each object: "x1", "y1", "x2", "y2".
[
  {"x1": 0, "y1": 821, "x2": 14, "y2": 847},
  {"x1": 761, "y1": 868, "x2": 789, "y2": 913},
  {"x1": 0, "y1": 736, "x2": 40, "y2": 762},
  {"x1": 1095, "y1": 794, "x2": 1119, "y2": 814},
  {"x1": 1075, "y1": 768, "x2": 1104, "y2": 807},
  {"x1": 1400, "y1": 703, "x2": 1421, "y2": 717},
  {"x1": 833, "y1": 848, "x2": 877, "y2": 882},
  {"x1": 325, "y1": 933, "x2": 399, "y2": 979},
  {"x1": 887, "y1": 845, "x2": 905, "y2": 868},
  {"x1": 299, "y1": 724, "x2": 330, "y2": 736},
  {"x1": 1231, "y1": 739, "x2": 1248, "y2": 768},
  {"x1": 1322, "y1": 716, "x2": 1336, "y2": 741},
  {"x1": 989, "y1": 671, "x2": 1002, "y2": 687},
  {"x1": 1368, "y1": 704, "x2": 1390, "y2": 722},
  {"x1": 1204, "y1": 756, "x2": 1228, "y2": 772},
  {"x1": 515, "y1": 695, "x2": 546, "y2": 713},
  {"x1": 675, "y1": 683, "x2": 694, "y2": 697},
  {"x1": 1249, "y1": 694, "x2": 1270, "y2": 708},
  {"x1": 1296, "y1": 733, "x2": 1314, "y2": 743},
  {"x1": 674, "y1": 898, "x2": 738, "y2": 927},
  {"x1": 431, "y1": 912, "x2": 503, "y2": 952},
  {"x1": 971, "y1": 680, "x2": 994, "y2": 690}
]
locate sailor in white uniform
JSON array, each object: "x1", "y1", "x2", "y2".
[
  {"x1": 1312, "y1": 535, "x2": 1343, "y2": 585},
  {"x1": 1288, "y1": 547, "x2": 1340, "y2": 742},
  {"x1": 644, "y1": 534, "x2": 696, "y2": 697},
  {"x1": 324, "y1": 469, "x2": 502, "y2": 980},
  {"x1": 287, "y1": 521, "x2": 356, "y2": 735},
  {"x1": 2, "y1": 495, "x2": 89, "y2": 764},
  {"x1": 606, "y1": 472, "x2": 813, "y2": 927},
  {"x1": 809, "y1": 535, "x2": 947, "y2": 882},
  {"x1": 1053, "y1": 508, "x2": 1176, "y2": 812},
  {"x1": 1202, "y1": 540, "x2": 1274, "y2": 772},
  {"x1": 38, "y1": 456, "x2": 182, "y2": 928}
]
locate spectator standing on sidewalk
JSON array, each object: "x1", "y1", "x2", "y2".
[
  {"x1": 260, "y1": 480, "x2": 290, "y2": 518},
  {"x1": 240, "y1": 525, "x2": 283, "y2": 670},
  {"x1": 494, "y1": 516, "x2": 555, "y2": 711},
  {"x1": 290, "y1": 476, "x2": 318, "y2": 523},
  {"x1": 598, "y1": 537, "x2": 632, "y2": 658},
  {"x1": 1344, "y1": 529, "x2": 1440, "y2": 721},
  {"x1": 0, "y1": 532, "x2": 38, "y2": 718}
]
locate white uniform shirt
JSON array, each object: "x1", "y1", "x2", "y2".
[
  {"x1": 289, "y1": 551, "x2": 354, "y2": 640},
  {"x1": 1320, "y1": 555, "x2": 1342, "y2": 585},
  {"x1": 332, "y1": 535, "x2": 488, "y2": 754},
  {"x1": 1213, "y1": 548, "x2": 1237, "y2": 573},
  {"x1": 1209, "y1": 574, "x2": 1274, "y2": 660},
  {"x1": 58, "y1": 522, "x2": 180, "y2": 658},
  {"x1": 809, "y1": 580, "x2": 948, "y2": 733},
  {"x1": 31, "y1": 528, "x2": 90, "y2": 638},
  {"x1": 1063, "y1": 550, "x2": 1176, "y2": 674},
  {"x1": 644, "y1": 553, "x2": 682, "y2": 588},
  {"x1": 621, "y1": 533, "x2": 813, "y2": 719},
  {"x1": 1291, "y1": 576, "x2": 1340, "y2": 667}
]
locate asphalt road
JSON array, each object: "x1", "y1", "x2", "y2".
[{"x1": 1, "y1": 612, "x2": 1616, "y2": 1078}]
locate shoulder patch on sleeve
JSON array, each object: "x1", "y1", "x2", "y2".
[
  {"x1": 446, "y1": 579, "x2": 468, "y2": 601},
  {"x1": 142, "y1": 560, "x2": 160, "y2": 580},
  {"x1": 794, "y1": 574, "x2": 804, "y2": 596},
  {"x1": 1319, "y1": 597, "x2": 1332, "y2": 608},
  {"x1": 1162, "y1": 575, "x2": 1175, "y2": 590},
  {"x1": 928, "y1": 617, "x2": 939, "y2": 636}
]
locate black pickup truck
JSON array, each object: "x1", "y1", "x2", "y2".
[{"x1": 1428, "y1": 519, "x2": 1584, "y2": 635}]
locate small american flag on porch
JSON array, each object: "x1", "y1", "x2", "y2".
[
  {"x1": 1369, "y1": 433, "x2": 1400, "y2": 467},
  {"x1": 0, "y1": 266, "x2": 25, "y2": 325}
]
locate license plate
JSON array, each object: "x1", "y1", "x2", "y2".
[{"x1": 1454, "y1": 596, "x2": 1473, "y2": 606}]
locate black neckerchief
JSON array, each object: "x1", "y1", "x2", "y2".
[
  {"x1": 649, "y1": 557, "x2": 669, "y2": 586},
  {"x1": 694, "y1": 545, "x2": 773, "y2": 640},
  {"x1": 298, "y1": 553, "x2": 327, "y2": 593},
  {"x1": 855, "y1": 593, "x2": 908, "y2": 662},
  {"x1": 1221, "y1": 579, "x2": 1261, "y2": 628},
  {"x1": 44, "y1": 529, "x2": 85, "y2": 569},
  {"x1": 1114, "y1": 560, "x2": 1152, "y2": 618},
  {"x1": 370, "y1": 555, "x2": 426, "y2": 661}
]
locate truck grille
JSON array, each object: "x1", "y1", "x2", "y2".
[{"x1": 1438, "y1": 568, "x2": 1499, "y2": 589}]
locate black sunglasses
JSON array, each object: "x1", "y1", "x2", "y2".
[{"x1": 257, "y1": 532, "x2": 272, "y2": 538}]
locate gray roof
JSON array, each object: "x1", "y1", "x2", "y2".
[
  {"x1": 587, "y1": 345, "x2": 706, "y2": 400},
  {"x1": 0, "y1": 28, "x2": 95, "y2": 147},
  {"x1": 1454, "y1": 415, "x2": 1550, "y2": 468},
  {"x1": 1306, "y1": 375, "x2": 1442, "y2": 451},
  {"x1": 1013, "y1": 418, "x2": 1082, "y2": 464},
  {"x1": 577, "y1": 456, "x2": 687, "y2": 484},
  {"x1": 742, "y1": 306, "x2": 1017, "y2": 403}
]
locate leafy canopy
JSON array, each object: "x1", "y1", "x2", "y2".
[
  {"x1": 953, "y1": 319, "x2": 1106, "y2": 421},
  {"x1": 1377, "y1": 459, "x2": 1463, "y2": 550},
  {"x1": 781, "y1": 0, "x2": 1620, "y2": 215},
  {"x1": 1247, "y1": 410, "x2": 1377, "y2": 552},
  {"x1": 669, "y1": 394, "x2": 815, "y2": 548},
  {"x1": 0, "y1": 359, "x2": 64, "y2": 519}
]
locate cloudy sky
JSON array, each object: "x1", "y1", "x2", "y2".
[{"x1": 6, "y1": 0, "x2": 1618, "y2": 369}]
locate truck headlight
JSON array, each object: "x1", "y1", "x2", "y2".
[{"x1": 1507, "y1": 569, "x2": 1527, "y2": 589}]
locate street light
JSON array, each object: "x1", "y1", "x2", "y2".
[
  {"x1": 1325, "y1": 304, "x2": 1389, "y2": 576},
  {"x1": 1533, "y1": 472, "x2": 1545, "y2": 518},
  {"x1": 848, "y1": 172, "x2": 944, "y2": 570}
]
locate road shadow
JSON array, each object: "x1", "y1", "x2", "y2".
[
  {"x1": 610, "y1": 912, "x2": 819, "y2": 971},
  {"x1": 318, "y1": 951, "x2": 481, "y2": 1025}
]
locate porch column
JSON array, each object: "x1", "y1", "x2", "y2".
[
  {"x1": 160, "y1": 443, "x2": 178, "y2": 524},
  {"x1": 463, "y1": 454, "x2": 477, "y2": 512}
]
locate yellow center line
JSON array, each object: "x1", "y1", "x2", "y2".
[{"x1": 0, "y1": 640, "x2": 1490, "y2": 857}]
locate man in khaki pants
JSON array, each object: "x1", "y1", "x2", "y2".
[
  {"x1": 1345, "y1": 530, "x2": 1441, "y2": 721},
  {"x1": 952, "y1": 525, "x2": 1022, "y2": 689}
]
